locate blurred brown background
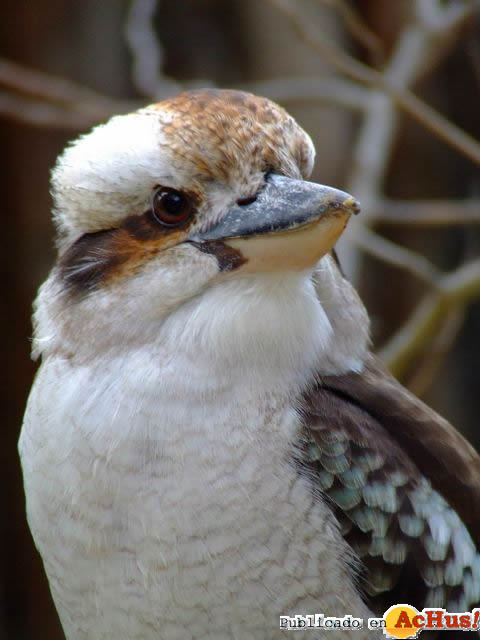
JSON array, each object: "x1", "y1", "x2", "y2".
[{"x1": 3, "y1": 1, "x2": 480, "y2": 638}]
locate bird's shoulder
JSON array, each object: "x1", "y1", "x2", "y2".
[{"x1": 294, "y1": 355, "x2": 480, "y2": 612}]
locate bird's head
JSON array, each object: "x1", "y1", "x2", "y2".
[{"x1": 36, "y1": 89, "x2": 364, "y2": 370}]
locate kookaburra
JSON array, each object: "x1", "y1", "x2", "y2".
[{"x1": 20, "y1": 89, "x2": 480, "y2": 640}]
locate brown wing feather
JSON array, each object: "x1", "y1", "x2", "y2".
[
  {"x1": 320, "y1": 355, "x2": 480, "y2": 547},
  {"x1": 297, "y1": 358, "x2": 480, "y2": 611}
]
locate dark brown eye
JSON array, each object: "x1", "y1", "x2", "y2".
[{"x1": 152, "y1": 187, "x2": 193, "y2": 227}]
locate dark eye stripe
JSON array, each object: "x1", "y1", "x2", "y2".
[
  {"x1": 59, "y1": 228, "x2": 127, "y2": 294},
  {"x1": 58, "y1": 210, "x2": 190, "y2": 297}
]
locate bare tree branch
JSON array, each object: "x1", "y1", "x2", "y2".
[
  {"x1": 0, "y1": 58, "x2": 132, "y2": 114},
  {"x1": 379, "y1": 258, "x2": 480, "y2": 378},
  {"x1": 415, "y1": 0, "x2": 476, "y2": 32},
  {"x1": 318, "y1": 0, "x2": 384, "y2": 60},
  {"x1": 0, "y1": 55, "x2": 371, "y2": 131},
  {"x1": 406, "y1": 307, "x2": 465, "y2": 396},
  {"x1": 0, "y1": 57, "x2": 138, "y2": 128},
  {"x1": 0, "y1": 92, "x2": 104, "y2": 129},
  {"x1": 124, "y1": 0, "x2": 181, "y2": 98},
  {"x1": 266, "y1": 0, "x2": 480, "y2": 166},
  {"x1": 372, "y1": 199, "x2": 480, "y2": 226},
  {"x1": 241, "y1": 76, "x2": 369, "y2": 110},
  {"x1": 343, "y1": 25, "x2": 432, "y2": 279},
  {"x1": 353, "y1": 225, "x2": 441, "y2": 286}
]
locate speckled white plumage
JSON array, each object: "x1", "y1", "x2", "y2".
[{"x1": 21, "y1": 266, "x2": 375, "y2": 640}]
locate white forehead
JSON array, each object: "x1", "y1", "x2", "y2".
[
  {"x1": 52, "y1": 111, "x2": 175, "y2": 244},
  {"x1": 51, "y1": 99, "x2": 316, "y2": 247}
]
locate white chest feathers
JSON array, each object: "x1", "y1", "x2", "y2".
[{"x1": 20, "y1": 273, "x2": 375, "y2": 639}]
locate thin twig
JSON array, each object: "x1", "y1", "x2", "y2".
[
  {"x1": 267, "y1": 0, "x2": 480, "y2": 165},
  {"x1": 124, "y1": 0, "x2": 181, "y2": 98},
  {"x1": 0, "y1": 57, "x2": 138, "y2": 126},
  {"x1": 415, "y1": 0, "x2": 476, "y2": 32},
  {"x1": 353, "y1": 225, "x2": 441, "y2": 286},
  {"x1": 0, "y1": 58, "x2": 129, "y2": 113},
  {"x1": 379, "y1": 258, "x2": 480, "y2": 378},
  {"x1": 0, "y1": 58, "x2": 371, "y2": 131},
  {"x1": 240, "y1": 76, "x2": 369, "y2": 110},
  {"x1": 341, "y1": 23, "x2": 431, "y2": 280},
  {"x1": 0, "y1": 93, "x2": 106, "y2": 129},
  {"x1": 372, "y1": 199, "x2": 480, "y2": 226},
  {"x1": 318, "y1": 0, "x2": 384, "y2": 60},
  {"x1": 406, "y1": 307, "x2": 465, "y2": 396}
]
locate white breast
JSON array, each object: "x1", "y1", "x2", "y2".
[{"x1": 20, "y1": 273, "x2": 377, "y2": 640}]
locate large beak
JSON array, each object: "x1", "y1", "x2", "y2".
[{"x1": 190, "y1": 174, "x2": 360, "y2": 272}]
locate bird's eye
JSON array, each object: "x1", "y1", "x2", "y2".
[{"x1": 152, "y1": 188, "x2": 193, "y2": 227}]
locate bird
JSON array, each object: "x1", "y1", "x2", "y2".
[{"x1": 19, "y1": 88, "x2": 480, "y2": 640}]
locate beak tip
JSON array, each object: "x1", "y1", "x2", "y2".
[{"x1": 342, "y1": 195, "x2": 361, "y2": 216}]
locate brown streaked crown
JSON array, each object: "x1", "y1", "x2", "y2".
[{"x1": 146, "y1": 89, "x2": 314, "y2": 185}]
